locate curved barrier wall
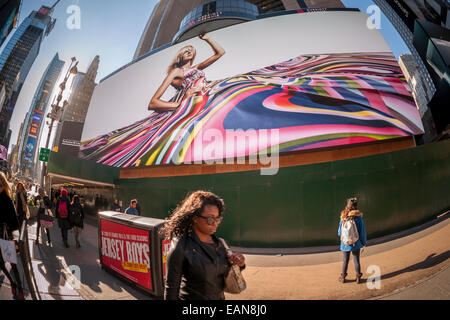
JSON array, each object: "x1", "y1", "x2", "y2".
[{"x1": 117, "y1": 139, "x2": 450, "y2": 248}]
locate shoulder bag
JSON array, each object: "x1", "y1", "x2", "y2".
[
  {"x1": 0, "y1": 224, "x2": 18, "y2": 264},
  {"x1": 219, "y1": 238, "x2": 246, "y2": 294},
  {"x1": 40, "y1": 214, "x2": 54, "y2": 229}
]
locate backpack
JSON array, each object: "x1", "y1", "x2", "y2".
[
  {"x1": 70, "y1": 205, "x2": 83, "y2": 227},
  {"x1": 341, "y1": 217, "x2": 359, "y2": 248},
  {"x1": 58, "y1": 200, "x2": 68, "y2": 218}
]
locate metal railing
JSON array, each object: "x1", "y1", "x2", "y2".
[{"x1": 17, "y1": 220, "x2": 41, "y2": 300}]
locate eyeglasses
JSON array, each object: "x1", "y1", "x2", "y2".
[{"x1": 197, "y1": 215, "x2": 223, "y2": 226}]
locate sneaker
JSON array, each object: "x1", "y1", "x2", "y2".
[{"x1": 338, "y1": 274, "x2": 347, "y2": 283}]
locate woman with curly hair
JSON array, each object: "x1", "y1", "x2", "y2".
[
  {"x1": 161, "y1": 190, "x2": 245, "y2": 300},
  {"x1": 338, "y1": 197, "x2": 367, "y2": 284},
  {"x1": 14, "y1": 181, "x2": 29, "y2": 227}
]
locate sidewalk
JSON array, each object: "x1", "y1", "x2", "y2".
[
  {"x1": 227, "y1": 213, "x2": 450, "y2": 300},
  {"x1": 1, "y1": 212, "x2": 449, "y2": 300}
]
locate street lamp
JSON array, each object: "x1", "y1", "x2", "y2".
[{"x1": 40, "y1": 57, "x2": 78, "y2": 188}]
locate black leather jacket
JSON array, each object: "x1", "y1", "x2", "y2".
[
  {"x1": 164, "y1": 232, "x2": 232, "y2": 300},
  {"x1": 0, "y1": 190, "x2": 20, "y2": 240}
]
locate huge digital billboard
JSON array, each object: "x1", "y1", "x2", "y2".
[
  {"x1": 58, "y1": 121, "x2": 84, "y2": 157},
  {"x1": 23, "y1": 113, "x2": 42, "y2": 165},
  {"x1": 81, "y1": 11, "x2": 423, "y2": 168}
]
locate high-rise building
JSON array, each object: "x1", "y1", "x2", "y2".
[
  {"x1": 398, "y1": 54, "x2": 430, "y2": 117},
  {"x1": 0, "y1": 0, "x2": 60, "y2": 148},
  {"x1": 0, "y1": 0, "x2": 21, "y2": 47},
  {"x1": 372, "y1": 0, "x2": 437, "y2": 102},
  {"x1": 9, "y1": 118, "x2": 23, "y2": 174},
  {"x1": 17, "y1": 52, "x2": 64, "y2": 177},
  {"x1": 0, "y1": 83, "x2": 5, "y2": 109},
  {"x1": 53, "y1": 55, "x2": 100, "y2": 154},
  {"x1": 133, "y1": 0, "x2": 344, "y2": 60},
  {"x1": 373, "y1": 0, "x2": 449, "y2": 139}
]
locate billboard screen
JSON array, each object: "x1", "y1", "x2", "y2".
[
  {"x1": 23, "y1": 136, "x2": 37, "y2": 164},
  {"x1": 57, "y1": 121, "x2": 84, "y2": 157},
  {"x1": 0, "y1": 144, "x2": 7, "y2": 162},
  {"x1": 100, "y1": 219, "x2": 153, "y2": 291},
  {"x1": 81, "y1": 11, "x2": 423, "y2": 168},
  {"x1": 28, "y1": 113, "x2": 41, "y2": 138}
]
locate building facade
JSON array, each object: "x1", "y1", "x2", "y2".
[
  {"x1": 133, "y1": 0, "x2": 344, "y2": 60},
  {"x1": 372, "y1": 0, "x2": 437, "y2": 103},
  {"x1": 0, "y1": 1, "x2": 59, "y2": 148},
  {"x1": 373, "y1": 0, "x2": 449, "y2": 140},
  {"x1": 0, "y1": 0, "x2": 21, "y2": 47},
  {"x1": 398, "y1": 54, "x2": 430, "y2": 117},
  {"x1": 53, "y1": 55, "x2": 99, "y2": 154},
  {"x1": 17, "y1": 53, "x2": 64, "y2": 178}
]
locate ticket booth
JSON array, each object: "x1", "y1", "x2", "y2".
[{"x1": 98, "y1": 211, "x2": 171, "y2": 298}]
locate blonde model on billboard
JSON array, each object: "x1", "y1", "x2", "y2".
[{"x1": 148, "y1": 33, "x2": 225, "y2": 112}]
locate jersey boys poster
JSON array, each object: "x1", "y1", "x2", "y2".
[{"x1": 100, "y1": 219, "x2": 153, "y2": 291}]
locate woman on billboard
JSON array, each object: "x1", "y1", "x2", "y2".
[{"x1": 148, "y1": 32, "x2": 225, "y2": 112}]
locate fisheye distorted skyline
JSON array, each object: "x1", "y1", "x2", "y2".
[{"x1": 1, "y1": 0, "x2": 410, "y2": 151}]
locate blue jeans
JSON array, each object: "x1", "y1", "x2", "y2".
[{"x1": 342, "y1": 249, "x2": 361, "y2": 276}]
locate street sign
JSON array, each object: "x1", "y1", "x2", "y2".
[{"x1": 39, "y1": 148, "x2": 50, "y2": 162}]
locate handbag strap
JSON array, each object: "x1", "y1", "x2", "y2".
[
  {"x1": 219, "y1": 238, "x2": 233, "y2": 257},
  {"x1": 2, "y1": 223, "x2": 7, "y2": 239}
]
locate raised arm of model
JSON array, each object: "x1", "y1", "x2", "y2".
[{"x1": 148, "y1": 33, "x2": 225, "y2": 113}]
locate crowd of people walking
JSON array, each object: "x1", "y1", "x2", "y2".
[
  {"x1": 1, "y1": 167, "x2": 369, "y2": 301},
  {"x1": 0, "y1": 172, "x2": 88, "y2": 299}
]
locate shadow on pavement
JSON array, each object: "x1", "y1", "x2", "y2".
[
  {"x1": 36, "y1": 260, "x2": 64, "y2": 300},
  {"x1": 381, "y1": 250, "x2": 450, "y2": 281},
  {"x1": 42, "y1": 215, "x2": 150, "y2": 299}
]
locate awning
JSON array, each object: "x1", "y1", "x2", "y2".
[{"x1": 48, "y1": 172, "x2": 116, "y2": 188}]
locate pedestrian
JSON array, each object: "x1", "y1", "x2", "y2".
[
  {"x1": 0, "y1": 172, "x2": 25, "y2": 300},
  {"x1": 55, "y1": 189, "x2": 72, "y2": 248},
  {"x1": 14, "y1": 181, "x2": 29, "y2": 227},
  {"x1": 50, "y1": 188, "x2": 54, "y2": 204},
  {"x1": 69, "y1": 195, "x2": 84, "y2": 249},
  {"x1": 110, "y1": 199, "x2": 122, "y2": 212},
  {"x1": 136, "y1": 199, "x2": 141, "y2": 215},
  {"x1": 103, "y1": 196, "x2": 108, "y2": 211},
  {"x1": 35, "y1": 187, "x2": 52, "y2": 246},
  {"x1": 54, "y1": 189, "x2": 60, "y2": 208},
  {"x1": 161, "y1": 190, "x2": 246, "y2": 300},
  {"x1": 125, "y1": 199, "x2": 139, "y2": 216},
  {"x1": 94, "y1": 194, "x2": 101, "y2": 213},
  {"x1": 338, "y1": 197, "x2": 367, "y2": 284}
]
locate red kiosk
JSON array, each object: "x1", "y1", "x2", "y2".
[{"x1": 98, "y1": 211, "x2": 170, "y2": 298}]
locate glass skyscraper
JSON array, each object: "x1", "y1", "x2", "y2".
[
  {"x1": 18, "y1": 52, "x2": 64, "y2": 177},
  {"x1": 0, "y1": 2, "x2": 59, "y2": 148},
  {"x1": 133, "y1": 0, "x2": 344, "y2": 60},
  {"x1": 372, "y1": 0, "x2": 437, "y2": 101}
]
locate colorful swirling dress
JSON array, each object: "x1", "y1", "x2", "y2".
[
  {"x1": 80, "y1": 53, "x2": 423, "y2": 167},
  {"x1": 80, "y1": 67, "x2": 212, "y2": 167}
]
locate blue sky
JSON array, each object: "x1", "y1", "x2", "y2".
[
  {"x1": 2, "y1": 0, "x2": 411, "y2": 150},
  {"x1": 4, "y1": 0, "x2": 158, "y2": 149},
  {"x1": 341, "y1": 0, "x2": 411, "y2": 57}
]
